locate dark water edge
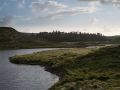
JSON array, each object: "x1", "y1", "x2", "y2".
[{"x1": 0, "y1": 48, "x2": 59, "y2": 90}]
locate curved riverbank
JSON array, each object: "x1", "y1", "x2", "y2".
[
  {"x1": 0, "y1": 49, "x2": 59, "y2": 90},
  {"x1": 10, "y1": 48, "x2": 91, "y2": 78},
  {"x1": 9, "y1": 47, "x2": 120, "y2": 90}
]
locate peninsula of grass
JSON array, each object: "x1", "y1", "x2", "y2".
[{"x1": 9, "y1": 47, "x2": 120, "y2": 90}]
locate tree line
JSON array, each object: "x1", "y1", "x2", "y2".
[{"x1": 31, "y1": 31, "x2": 107, "y2": 42}]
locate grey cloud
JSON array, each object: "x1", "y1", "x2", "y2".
[
  {"x1": 78, "y1": 0, "x2": 118, "y2": 3},
  {"x1": 0, "y1": 16, "x2": 14, "y2": 27},
  {"x1": 78, "y1": 0, "x2": 120, "y2": 8},
  {"x1": 90, "y1": 17, "x2": 99, "y2": 25},
  {"x1": 17, "y1": 0, "x2": 25, "y2": 8},
  {"x1": 12, "y1": 0, "x2": 25, "y2": 8}
]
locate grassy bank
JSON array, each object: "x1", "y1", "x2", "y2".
[{"x1": 10, "y1": 46, "x2": 120, "y2": 90}]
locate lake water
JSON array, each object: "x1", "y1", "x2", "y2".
[{"x1": 0, "y1": 48, "x2": 59, "y2": 90}]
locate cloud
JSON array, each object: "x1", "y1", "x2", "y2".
[
  {"x1": 90, "y1": 17, "x2": 99, "y2": 25},
  {"x1": 0, "y1": 16, "x2": 14, "y2": 27},
  {"x1": 31, "y1": 0, "x2": 67, "y2": 12},
  {"x1": 89, "y1": 1, "x2": 101, "y2": 6},
  {"x1": 12, "y1": 0, "x2": 25, "y2": 8},
  {"x1": 18, "y1": 0, "x2": 25, "y2": 8},
  {"x1": 47, "y1": 6, "x2": 97, "y2": 19},
  {"x1": 78, "y1": 0, "x2": 120, "y2": 8},
  {"x1": 78, "y1": 0, "x2": 116, "y2": 3},
  {"x1": 30, "y1": 0, "x2": 97, "y2": 19}
]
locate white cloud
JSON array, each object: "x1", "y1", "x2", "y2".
[
  {"x1": 31, "y1": 0, "x2": 67, "y2": 12},
  {"x1": 30, "y1": 0, "x2": 98, "y2": 19},
  {"x1": 89, "y1": 1, "x2": 101, "y2": 6},
  {"x1": 47, "y1": 6, "x2": 97, "y2": 19}
]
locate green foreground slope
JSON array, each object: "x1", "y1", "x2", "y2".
[{"x1": 10, "y1": 46, "x2": 120, "y2": 90}]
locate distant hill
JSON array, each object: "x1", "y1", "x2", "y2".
[
  {"x1": 0, "y1": 27, "x2": 56, "y2": 49},
  {"x1": 0, "y1": 27, "x2": 109, "y2": 50},
  {"x1": 0, "y1": 27, "x2": 18, "y2": 33},
  {"x1": 0, "y1": 27, "x2": 20, "y2": 42}
]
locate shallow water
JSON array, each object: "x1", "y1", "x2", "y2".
[{"x1": 0, "y1": 48, "x2": 59, "y2": 90}]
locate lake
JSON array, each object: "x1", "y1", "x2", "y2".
[{"x1": 0, "y1": 48, "x2": 59, "y2": 90}]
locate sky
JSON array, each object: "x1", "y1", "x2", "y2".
[{"x1": 0, "y1": 0, "x2": 120, "y2": 36}]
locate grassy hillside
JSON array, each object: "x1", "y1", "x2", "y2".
[
  {"x1": 0, "y1": 27, "x2": 71, "y2": 49},
  {"x1": 10, "y1": 46, "x2": 120, "y2": 90},
  {"x1": 0, "y1": 27, "x2": 19, "y2": 42},
  {"x1": 109, "y1": 36, "x2": 120, "y2": 44},
  {"x1": 0, "y1": 27, "x2": 111, "y2": 50},
  {"x1": 0, "y1": 27, "x2": 20, "y2": 49},
  {"x1": 0, "y1": 27, "x2": 54, "y2": 49}
]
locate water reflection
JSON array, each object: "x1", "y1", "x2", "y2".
[{"x1": 0, "y1": 49, "x2": 58, "y2": 90}]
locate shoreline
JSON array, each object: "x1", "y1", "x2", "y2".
[
  {"x1": 9, "y1": 47, "x2": 120, "y2": 90},
  {"x1": 9, "y1": 48, "x2": 92, "y2": 90},
  {"x1": 1, "y1": 43, "x2": 115, "y2": 51}
]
